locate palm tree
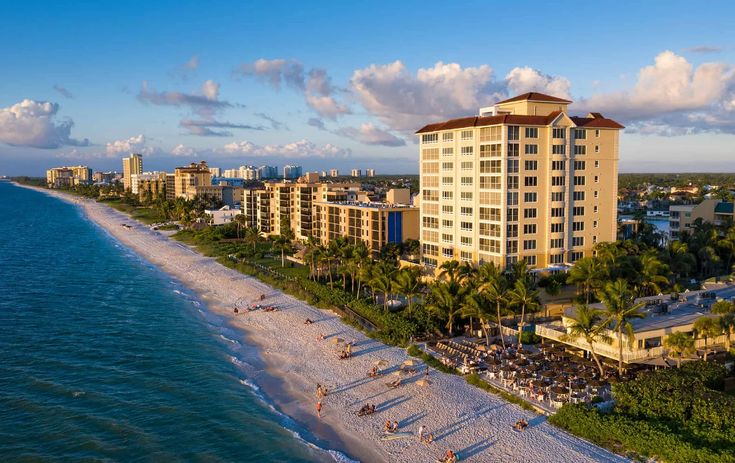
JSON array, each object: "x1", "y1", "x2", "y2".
[
  {"x1": 350, "y1": 241, "x2": 370, "y2": 295},
  {"x1": 461, "y1": 292, "x2": 493, "y2": 346},
  {"x1": 427, "y1": 281, "x2": 463, "y2": 336},
  {"x1": 243, "y1": 226, "x2": 261, "y2": 254},
  {"x1": 567, "y1": 257, "x2": 605, "y2": 304},
  {"x1": 719, "y1": 313, "x2": 735, "y2": 352},
  {"x1": 393, "y1": 267, "x2": 424, "y2": 317},
  {"x1": 438, "y1": 260, "x2": 464, "y2": 284},
  {"x1": 271, "y1": 235, "x2": 292, "y2": 267},
  {"x1": 637, "y1": 252, "x2": 670, "y2": 297},
  {"x1": 597, "y1": 279, "x2": 645, "y2": 376},
  {"x1": 663, "y1": 332, "x2": 695, "y2": 368},
  {"x1": 479, "y1": 275, "x2": 510, "y2": 349},
  {"x1": 233, "y1": 214, "x2": 247, "y2": 239},
  {"x1": 693, "y1": 316, "x2": 721, "y2": 361},
  {"x1": 508, "y1": 279, "x2": 540, "y2": 347},
  {"x1": 562, "y1": 304, "x2": 612, "y2": 376},
  {"x1": 370, "y1": 262, "x2": 395, "y2": 311},
  {"x1": 667, "y1": 240, "x2": 696, "y2": 282}
]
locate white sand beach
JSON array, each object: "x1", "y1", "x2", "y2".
[{"x1": 31, "y1": 186, "x2": 626, "y2": 463}]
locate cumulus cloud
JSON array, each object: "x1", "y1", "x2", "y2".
[
  {"x1": 105, "y1": 134, "x2": 156, "y2": 156},
  {"x1": 505, "y1": 67, "x2": 572, "y2": 100},
  {"x1": 179, "y1": 119, "x2": 264, "y2": 137},
  {"x1": 576, "y1": 50, "x2": 735, "y2": 134},
  {"x1": 351, "y1": 61, "x2": 504, "y2": 133},
  {"x1": 235, "y1": 58, "x2": 349, "y2": 119},
  {"x1": 0, "y1": 99, "x2": 89, "y2": 149},
  {"x1": 171, "y1": 143, "x2": 196, "y2": 156},
  {"x1": 137, "y1": 80, "x2": 235, "y2": 117},
  {"x1": 221, "y1": 139, "x2": 350, "y2": 158},
  {"x1": 52, "y1": 84, "x2": 73, "y2": 99},
  {"x1": 335, "y1": 123, "x2": 405, "y2": 146},
  {"x1": 255, "y1": 112, "x2": 289, "y2": 130}
]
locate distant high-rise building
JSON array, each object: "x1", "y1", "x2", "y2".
[
  {"x1": 209, "y1": 167, "x2": 222, "y2": 177},
  {"x1": 223, "y1": 168, "x2": 240, "y2": 178},
  {"x1": 174, "y1": 161, "x2": 211, "y2": 198},
  {"x1": 122, "y1": 153, "x2": 143, "y2": 191},
  {"x1": 258, "y1": 165, "x2": 278, "y2": 179},
  {"x1": 329, "y1": 169, "x2": 339, "y2": 177},
  {"x1": 46, "y1": 166, "x2": 93, "y2": 188},
  {"x1": 283, "y1": 165, "x2": 302, "y2": 180},
  {"x1": 366, "y1": 169, "x2": 375, "y2": 177},
  {"x1": 351, "y1": 169, "x2": 362, "y2": 177}
]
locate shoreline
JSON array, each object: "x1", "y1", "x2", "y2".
[{"x1": 20, "y1": 183, "x2": 626, "y2": 463}]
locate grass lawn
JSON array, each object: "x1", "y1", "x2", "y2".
[{"x1": 100, "y1": 198, "x2": 163, "y2": 224}]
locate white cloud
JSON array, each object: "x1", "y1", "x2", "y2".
[
  {"x1": 235, "y1": 58, "x2": 305, "y2": 90},
  {"x1": 179, "y1": 119, "x2": 264, "y2": 137},
  {"x1": 105, "y1": 134, "x2": 158, "y2": 156},
  {"x1": 0, "y1": 99, "x2": 88, "y2": 149},
  {"x1": 171, "y1": 144, "x2": 195, "y2": 156},
  {"x1": 335, "y1": 123, "x2": 405, "y2": 147},
  {"x1": 221, "y1": 139, "x2": 350, "y2": 158},
  {"x1": 137, "y1": 80, "x2": 235, "y2": 117},
  {"x1": 505, "y1": 67, "x2": 571, "y2": 100}
]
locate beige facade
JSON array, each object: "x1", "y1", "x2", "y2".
[
  {"x1": 185, "y1": 185, "x2": 242, "y2": 207},
  {"x1": 122, "y1": 154, "x2": 143, "y2": 191},
  {"x1": 174, "y1": 161, "x2": 211, "y2": 199},
  {"x1": 133, "y1": 172, "x2": 167, "y2": 201},
  {"x1": 46, "y1": 165, "x2": 93, "y2": 188},
  {"x1": 417, "y1": 92, "x2": 623, "y2": 270},
  {"x1": 669, "y1": 199, "x2": 733, "y2": 239}
]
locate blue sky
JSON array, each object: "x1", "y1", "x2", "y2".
[{"x1": 1, "y1": 0, "x2": 735, "y2": 176}]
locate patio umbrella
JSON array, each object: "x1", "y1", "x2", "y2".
[
  {"x1": 416, "y1": 378, "x2": 432, "y2": 387},
  {"x1": 551, "y1": 386, "x2": 569, "y2": 395},
  {"x1": 331, "y1": 337, "x2": 344, "y2": 345}
]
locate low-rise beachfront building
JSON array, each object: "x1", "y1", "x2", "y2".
[
  {"x1": 130, "y1": 172, "x2": 167, "y2": 199},
  {"x1": 46, "y1": 165, "x2": 93, "y2": 188},
  {"x1": 204, "y1": 205, "x2": 241, "y2": 225},
  {"x1": 535, "y1": 284, "x2": 735, "y2": 367},
  {"x1": 174, "y1": 161, "x2": 211, "y2": 199},
  {"x1": 185, "y1": 185, "x2": 243, "y2": 207},
  {"x1": 669, "y1": 199, "x2": 734, "y2": 239}
]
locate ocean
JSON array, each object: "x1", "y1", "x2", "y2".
[{"x1": 0, "y1": 182, "x2": 345, "y2": 462}]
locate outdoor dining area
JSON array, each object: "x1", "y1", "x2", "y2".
[{"x1": 428, "y1": 339, "x2": 617, "y2": 412}]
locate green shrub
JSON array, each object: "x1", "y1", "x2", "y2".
[{"x1": 520, "y1": 331, "x2": 540, "y2": 345}]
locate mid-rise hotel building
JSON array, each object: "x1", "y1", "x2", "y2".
[
  {"x1": 122, "y1": 153, "x2": 143, "y2": 191},
  {"x1": 416, "y1": 92, "x2": 623, "y2": 269}
]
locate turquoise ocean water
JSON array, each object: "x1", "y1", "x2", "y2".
[{"x1": 0, "y1": 182, "x2": 348, "y2": 462}]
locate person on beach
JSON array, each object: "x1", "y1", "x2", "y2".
[
  {"x1": 383, "y1": 420, "x2": 392, "y2": 432},
  {"x1": 233, "y1": 307, "x2": 239, "y2": 314},
  {"x1": 439, "y1": 449, "x2": 457, "y2": 463},
  {"x1": 391, "y1": 421, "x2": 399, "y2": 432},
  {"x1": 426, "y1": 433, "x2": 434, "y2": 444},
  {"x1": 425, "y1": 365, "x2": 430, "y2": 377},
  {"x1": 316, "y1": 384, "x2": 322, "y2": 399},
  {"x1": 304, "y1": 318, "x2": 313, "y2": 325},
  {"x1": 316, "y1": 401, "x2": 322, "y2": 418},
  {"x1": 418, "y1": 425, "x2": 425, "y2": 442}
]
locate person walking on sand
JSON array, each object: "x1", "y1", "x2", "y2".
[
  {"x1": 418, "y1": 425, "x2": 425, "y2": 442},
  {"x1": 316, "y1": 401, "x2": 322, "y2": 418}
]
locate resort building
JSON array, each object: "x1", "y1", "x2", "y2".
[
  {"x1": 174, "y1": 161, "x2": 211, "y2": 199},
  {"x1": 208, "y1": 167, "x2": 222, "y2": 177},
  {"x1": 92, "y1": 171, "x2": 119, "y2": 184},
  {"x1": 185, "y1": 185, "x2": 243, "y2": 207},
  {"x1": 351, "y1": 169, "x2": 362, "y2": 177},
  {"x1": 366, "y1": 169, "x2": 376, "y2": 177},
  {"x1": 330, "y1": 169, "x2": 340, "y2": 177},
  {"x1": 131, "y1": 172, "x2": 167, "y2": 201},
  {"x1": 416, "y1": 92, "x2": 623, "y2": 270},
  {"x1": 204, "y1": 205, "x2": 241, "y2": 225},
  {"x1": 669, "y1": 199, "x2": 734, "y2": 239},
  {"x1": 46, "y1": 165, "x2": 93, "y2": 188},
  {"x1": 535, "y1": 284, "x2": 734, "y2": 366},
  {"x1": 283, "y1": 165, "x2": 302, "y2": 180},
  {"x1": 122, "y1": 153, "x2": 143, "y2": 191},
  {"x1": 165, "y1": 174, "x2": 176, "y2": 201}
]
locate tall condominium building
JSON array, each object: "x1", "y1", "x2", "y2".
[
  {"x1": 329, "y1": 169, "x2": 340, "y2": 177},
  {"x1": 122, "y1": 153, "x2": 143, "y2": 191},
  {"x1": 416, "y1": 92, "x2": 623, "y2": 270},
  {"x1": 366, "y1": 169, "x2": 376, "y2": 177},
  {"x1": 351, "y1": 169, "x2": 362, "y2": 177},
  {"x1": 283, "y1": 165, "x2": 303, "y2": 180},
  {"x1": 258, "y1": 165, "x2": 278, "y2": 179},
  {"x1": 174, "y1": 161, "x2": 212, "y2": 198},
  {"x1": 46, "y1": 166, "x2": 93, "y2": 188},
  {"x1": 209, "y1": 167, "x2": 222, "y2": 177}
]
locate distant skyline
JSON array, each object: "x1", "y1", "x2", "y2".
[{"x1": 2, "y1": 0, "x2": 735, "y2": 176}]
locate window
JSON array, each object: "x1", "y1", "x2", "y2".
[
  {"x1": 594, "y1": 145, "x2": 600, "y2": 153},
  {"x1": 594, "y1": 190, "x2": 599, "y2": 198},
  {"x1": 442, "y1": 162, "x2": 453, "y2": 170},
  {"x1": 422, "y1": 148, "x2": 439, "y2": 160},
  {"x1": 593, "y1": 220, "x2": 598, "y2": 228},
  {"x1": 572, "y1": 221, "x2": 584, "y2": 231},
  {"x1": 550, "y1": 254, "x2": 564, "y2": 264},
  {"x1": 551, "y1": 207, "x2": 564, "y2": 217},
  {"x1": 480, "y1": 223, "x2": 501, "y2": 237},
  {"x1": 422, "y1": 162, "x2": 439, "y2": 173},
  {"x1": 442, "y1": 191, "x2": 453, "y2": 200},
  {"x1": 423, "y1": 203, "x2": 438, "y2": 215},
  {"x1": 552, "y1": 145, "x2": 566, "y2": 155},
  {"x1": 422, "y1": 243, "x2": 438, "y2": 256},
  {"x1": 551, "y1": 176, "x2": 565, "y2": 186},
  {"x1": 480, "y1": 160, "x2": 502, "y2": 173},
  {"x1": 442, "y1": 176, "x2": 453, "y2": 185},
  {"x1": 574, "y1": 176, "x2": 586, "y2": 186},
  {"x1": 479, "y1": 126, "x2": 502, "y2": 142},
  {"x1": 422, "y1": 133, "x2": 438, "y2": 144},
  {"x1": 423, "y1": 230, "x2": 438, "y2": 242},
  {"x1": 460, "y1": 192, "x2": 473, "y2": 201},
  {"x1": 480, "y1": 143, "x2": 502, "y2": 157},
  {"x1": 460, "y1": 251, "x2": 472, "y2": 262},
  {"x1": 552, "y1": 128, "x2": 566, "y2": 139},
  {"x1": 551, "y1": 191, "x2": 565, "y2": 202},
  {"x1": 442, "y1": 132, "x2": 454, "y2": 142},
  {"x1": 460, "y1": 236, "x2": 473, "y2": 247},
  {"x1": 573, "y1": 129, "x2": 586, "y2": 139},
  {"x1": 552, "y1": 160, "x2": 565, "y2": 170},
  {"x1": 594, "y1": 160, "x2": 599, "y2": 168},
  {"x1": 507, "y1": 191, "x2": 519, "y2": 206},
  {"x1": 507, "y1": 176, "x2": 519, "y2": 189},
  {"x1": 479, "y1": 238, "x2": 501, "y2": 253},
  {"x1": 594, "y1": 175, "x2": 599, "y2": 183},
  {"x1": 423, "y1": 217, "x2": 439, "y2": 228},
  {"x1": 507, "y1": 143, "x2": 519, "y2": 157},
  {"x1": 460, "y1": 207, "x2": 473, "y2": 216},
  {"x1": 550, "y1": 238, "x2": 564, "y2": 249},
  {"x1": 442, "y1": 219, "x2": 453, "y2": 228},
  {"x1": 442, "y1": 147, "x2": 454, "y2": 155},
  {"x1": 423, "y1": 190, "x2": 438, "y2": 201},
  {"x1": 525, "y1": 256, "x2": 537, "y2": 266},
  {"x1": 508, "y1": 126, "x2": 520, "y2": 141},
  {"x1": 507, "y1": 208, "x2": 518, "y2": 221},
  {"x1": 460, "y1": 130, "x2": 473, "y2": 140},
  {"x1": 573, "y1": 206, "x2": 585, "y2": 216},
  {"x1": 524, "y1": 144, "x2": 538, "y2": 155},
  {"x1": 523, "y1": 239, "x2": 537, "y2": 250},
  {"x1": 441, "y1": 205, "x2": 453, "y2": 214},
  {"x1": 572, "y1": 236, "x2": 585, "y2": 247},
  {"x1": 574, "y1": 160, "x2": 586, "y2": 170},
  {"x1": 442, "y1": 248, "x2": 454, "y2": 258},
  {"x1": 551, "y1": 223, "x2": 564, "y2": 233},
  {"x1": 507, "y1": 159, "x2": 519, "y2": 173},
  {"x1": 460, "y1": 221, "x2": 473, "y2": 231},
  {"x1": 507, "y1": 224, "x2": 518, "y2": 238},
  {"x1": 574, "y1": 145, "x2": 586, "y2": 155},
  {"x1": 593, "y1": 235, "x2": 598, "y2": 244},
  {"x1": 461, "y1": 161, "x2": 473, "y2": 170},
  {"x1": 479, "y1": 207, "x2": 501, "y2": 221},
  {"x1": 525, "y1": 127, "x2": 538, "y2": 138},
  {"x1": 595, "y1": 129, "x2": 600, "y2": 138},
  {"x1": 461, "y1": 146, "x2": 474, "y2": 156},
  {"x1": 479, "y1": 191, "x2": 500, "y2": 205},
  {"x1": 507, "y1": 240, "x2": 518, "y2": 254},
  {"x1": 441, "y1": 233, "x2": 453, "y2": 243},
  {"x1": 573, "y1": 191, "x2": 585, "y2": 201},
  {"x1": 594, "y1": 205, "x2": 598, "y2": 213},
  {"x1": 570, "y1": 251, "x2": 583, "y2": 262},
  {"x1": 524, "y1": 208, "x2": 537, "y2": 219},
  {"x1": 480, "y1": 176, "x2": 501, "y2": 189},
  {"x1": 524, "y1": 176, "x2": 538, "y2": 187},
  {"x1": 525, "y1": 160, "x2": 538, "y2": 170},
  {"x1": 524, "y1": 224, "x2": 537, "y2": 234},
  {"x1": 461, "y1": 176, "x2": 473, "y2": 186},
  {"x1": 524, "y1": 192, "x2": 537, "y2": 203}
]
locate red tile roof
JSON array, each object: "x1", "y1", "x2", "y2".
[
  {"x1": 416, "y1": 111, "x2": 624, "y2": 133},
  {"x1": 495, "y1": 92, "x2": 572, "y2": 105}
]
